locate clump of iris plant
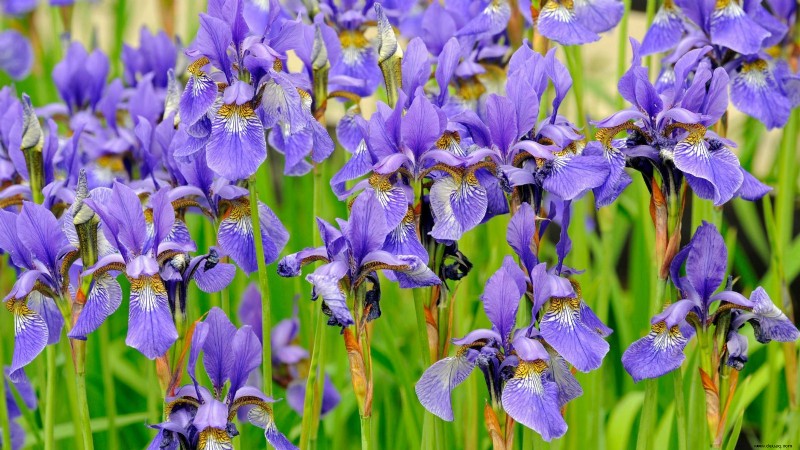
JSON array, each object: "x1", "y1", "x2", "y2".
[
  {"x1": 152, "y1": 307, "x2": 296, "y2": 449},
  {"x1": 416, "y1": 203, "x2": 611, "y2": 442},
  {"x1": 622, "y1": 222, "x2": 799, "y2": 447}
]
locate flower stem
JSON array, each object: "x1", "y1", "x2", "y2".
[
  {"x1": 44, "y1": 345, "x2": 56, "y2": 450},
  {"x1": 636, "y1": 277, "x2": 668, "y2": 450},
  {"x1": 99, "y1": 320, "x2": 118, "y2": 450},
  {"x1": 72, "y1": 339, "x2": 94, "y2": 450},
  {"x1": 360, "y1": 415, "x2": 372, "y2": 450},
  {"x1": 0, "y1": 328, "x2": 13, "y2": 450},
  {"x1": 616, "y1": 0, "x2": 632, "y2": 109},
  {"x1": 300, "y1": 165, "x2": 326, "y2": 449},
  {"x1": 673, "y1": 368, "x2": 688, "y2": 450},
  {"x1": 249, "y1": 174, "x2": 273, "y2": 398}
]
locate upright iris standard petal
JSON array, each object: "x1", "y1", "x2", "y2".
[
  {"x1": 206, "y1": 103, "x2": 266, "y2": 181},
  {"x1": 228, "y1": 325, "x2": 262, "y2": 395},
  {"x1": 201, "y1": 307, "x2": 237, "y2": 391},
  {"x1": 347, "y1": 192, "x2": 389, "y2": 265},
  {"x1": 17, "y1": 202, "x2": 69, "y2": 273},
  {"x1": 415, "y1": 349, "x2": 478, "y2": 421},
  {"x1": 68, "y1": 273, "x2": 123, "y2": 340},
  {"x1": 126, "y1": 275, "x2": 178, "y2": 359},
  {"x1": 429, "y1": 172, "x2": 488, "y2": 241},
  {"x1": 506, "y1": 202, "x2": 538, "y2": 272},
  {"x1": 683, "y1": 221, "x2": 727, "y2": 302},
  {"x1": 501, "y1": 360, "x2": 567, "y2": 442},
  {"x1": 481, "y1": 262, "x2": 524, "y2": 344}
]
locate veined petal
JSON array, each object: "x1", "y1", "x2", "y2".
[
  {"x1": 540, "y1": 296, "x2": 609, "y2": 372},
  {"x1": 506, "y1": 202, "x2": 538, "y2": 273},
  {"x1": 415, "y1": 349, "x2": 477, "y2": 421},
  {"x1": 735, "y1": 168, "x2": 771, "y2": 201},
  {"x1": 622, "y1": 320, "x2": 690, "y2": 382},
  {"x1": 710, "y1": 1, "x2": 769, "y2": 55},
  {"x1": 640, "y1": 3, "x2": 684, "y2": 54},
  {"x1": 307, "y1": 265, "x2": 352, "y2": 328},
  {"x1": 455, "y1": 0, "x2": 511, "y2": 40},
  {"x1": 218, "y1": 199, "x2": 288, "y2": 275},
  {"x1": 748, "y1": 287, "x2": 800, "y2": 343},
  {"x1": 542, "y1": 153, "x2": 609, "y2": 201},
  {"x1": 383, "y1": 209, "x2": 428, "y2": 264},
  {"x1": 393, "y1": 255, "x2": 442, "y2": 289},
  {"x1": 501, "y1": 360, "x2": 567, "y2": 441},
  {"x1": 730, "y1": 59, "x2": 791, "y2": 129},
  {"x1": 180, "y1": 60, "x2": 218, "y2": 126},
  {"x1": 68, "y1": 273, "x2": 122, "y2": 340},
  {"x1": 429, "y1": 173, "x2": 488, "y2": 242},
  {"x1": 673, "y1": 135, "x2": 743, "y2": 206},
  {"x1": 197, "y1": 427, "x2": 233, "y2": 450},
  {"x1": 538, "y1": 0, "x2": 600, "y2": 45},
  {"x1": 229, "y1": 325, "x2": 262, "y2": 396},
  {"x1": 481, "y1": 262, "x2": 524, "y2": 345},
  {"x1": 7, "y1": 299, "x2": 48, "y2": 381},
  {"x1": 366, "y1": 176, "x2": 409, "y2": 231},
  {"x1": 202, "y1": 307, "x2": 237, "y2": 392},
  {"x1": 26, "y1": 292, "x2": 63, "y2": 345},
  {"x1": 684, "y1": 222, "x2": 727, "y2": 302},
  {"x1": 126, "y1": 275, "x2": 178, "y2": 359},
  {"x1": 331, "y1": 139, "x2": 374, "y2": 199},
  {"x1": 574, "y1": 0, "x2": 624, "y2": 34},
  {"x1": 545, "y1": 350, "x2": 583, "y2": 407},
  {"x1": 207, "y1": 103, "x2": 266, "y2": 181}
]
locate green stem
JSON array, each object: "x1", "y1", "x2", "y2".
[
  {"x1": 299, "y1": 306, "x2": 325, "y2": 450},
  {"x1": 636, "y1": 277, "x2": 668, "y2": 450},
  {"x1": 44, "y1": 345, "x2": 56, "y2": 450},
  {"x1": 673, "y1": 368, "x2": 688, "y2": 450},
  {"x1": 563, "y1": 46, "x2": 586, "y2": 129},
  {"x1": 360, "y1": 415, "x2": 372, "y2": 450},
  {"x1": 249, "y1": 175, "x2": 273, "y2": 397},
  {"x1": 99, "y1": 322, "x2": 118, "y2": 450},
  {"x1": 0, "y1": 328, "x2": 12, "y2": 450},
  {"x1": 73, "y1": 340, "x2": 94, "y2": 450}
]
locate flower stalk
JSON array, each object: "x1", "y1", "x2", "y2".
[{"x1": 249, "y1": 174, "x2": 274, "y2": 397}]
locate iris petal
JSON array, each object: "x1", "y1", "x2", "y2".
[
  {"x1": 126, "y1": 275, "x2": 178, "y2": 359},
  {"x1": 501, "y1": 361, "x2": 567, "y2": 441},
  {"x1": 415, "y1": 350, "x2": 477, "y2": 421}
]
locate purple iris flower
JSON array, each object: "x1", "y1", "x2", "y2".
[
  {"x1": 622, "y1": 222, "x2": 799, "y2": 382},
  {"x1": 456, "y1": 44, "x2": 608, "y2": 207},
  {"x1": 150, "y1": 307, "x2": 296, "y2": 450},
  {"x1": 167, "y1": 159, "x2": 289, "y2": 275},
  {"x1": 278, "y1": 192, "x2": 440, "y2": 328},
  {"x1": 518, "y1": 0, "x2": 624, "y2": 45},
  {"x1": 53, "y1": 42, "x2": 110, "y2": 115},
  {"x1": 82, "y1": 182, "x2": 195, "y2": 358},
  {"x1": 3, "y1": 368, "x2": 37, "y2": 450},
  {"x1": 591, "y1": 40, "x2": 771, "y2": 208},
  {"x1": 0, "y1": 202, "x2": 71, "y2": 380},
  {"x1": 416, "y1": 202, "x2": 610, "y2": 441},
  {"x1": 639, "y1": 0, "x2": 797, "y2": 128},
  {"x1": 0, "y1": 31, "x2": 33, "y2": 80},
  {"x1": 178, "y1": 0, "x2": 332, "y2": 179},
  {"x1": 122, "y1": 26, "x2": 179, "y2": 89},
  {"x1": 1, "y1": 0, "x2": 36, "y2": 15},
  {"x1": 239, "y1": 285, "x2": 341, "y2": 417}
]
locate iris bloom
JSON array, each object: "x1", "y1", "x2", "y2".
[
  {"x1": 591, "y1": 40, "x2": 771, "y2": 208},
  {"x1": 178, "y1": 0, "x2": 332, "y2": 178},
  {"x1": 640, "y1": 0, "x2": 799, "y2": 128},
  {"x1": 83, "y1": 182, "x2": 197, "y2": 358},
  {"x1": 0, "y1": 202, "x2": 71, "y2": 380},
  {"x1": 3, "y1": 369, "x2": 37, "y2": 450},
  {"x1": 278, "y1": 192, "x2": 440, "y2": 328},
  {"x1": 622, "y1": 222, "x2": 799, "y2": 382},
  {"x1": 0, "y1": 31, "x2": 33, "y2": 80},
  {"x1": 151, "y1": 308, "x2": 296, "y2": 450},
  {"x1": 416, "y1": 202, "x2": 611, "y2": 441}
]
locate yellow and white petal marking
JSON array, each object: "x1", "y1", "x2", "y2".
[
  {"x1": 198, "y1": 428, "x2": 233, "y2": 450},
  {"x1": 541, "y1": 0, "x2": 577, "y2": 23},
  {"x1": 650, "y1": 321, "x2": 687, "y2": 350},
  {"x1": 340, "y1": 31, "x2": 371, "y2": 67},
  {"x1": 6, "y1": 299, "x2": 45, "y2": 338},
  {"x1": 128, "y1": 275, "x2": 167, "y2": 313},
  {"x1": 512, "y1": 360, "x2": 549, "y2": 393},
  {"x1": 217, "y1": 103, "x2": 259, "y2": 136},
  {"x1": 436, "y1": 130, "x2": 467, "y2": 157},
  {"x1": 545, "y1": 296, "x2": 582, "y2": 328}
]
